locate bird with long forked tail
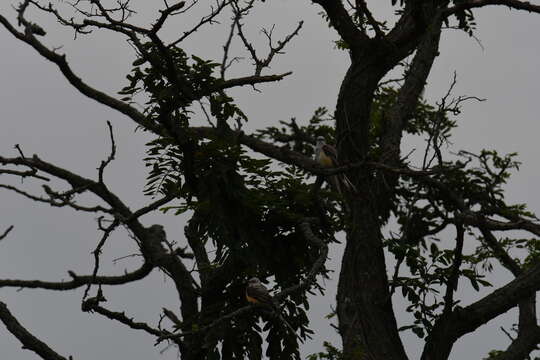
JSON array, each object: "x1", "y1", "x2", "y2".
[
  {"x1": 245, "y1": 277, "x2": 296, "y2": 335},
  {"x1": 314, "y1": 136, "x2": 356, "y2": 194}
]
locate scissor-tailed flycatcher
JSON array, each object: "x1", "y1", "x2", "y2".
[
  {"x1": 246, "y1": 277, "x2": 275, "y2": 306},
  {"x1": 314, "y1": 136, "x2": 356, "y2": 194},
  {"x1": 245, "y1": 277, "x2": 296, "y2": 334}
]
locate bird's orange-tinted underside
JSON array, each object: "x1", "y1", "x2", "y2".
[{"x1": 246, "y1": 293, "x2": 260, "y2": 304}]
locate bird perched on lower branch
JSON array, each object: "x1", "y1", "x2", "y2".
[
  {"x1": 314, "y1": 136, "x2": 356, "y2": 194},
  {"x1": 245, "y1": 277, "x2": 296, "y2": 334}
]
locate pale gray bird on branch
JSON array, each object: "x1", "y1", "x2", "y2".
[
  {"x1": 314, "y1": 136, "x2": 356, "y2": 194},
  {"x1": 245, "y1": 277, "x2": 296, "y2": 335}
]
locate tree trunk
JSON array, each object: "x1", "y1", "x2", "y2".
[{"x1": 336, "y1": 60, "x2": 408, "y2": 360}]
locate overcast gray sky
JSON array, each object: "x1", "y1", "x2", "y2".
[{"x1": 1, "y1": 1, "x2": 540, "y2": 359}]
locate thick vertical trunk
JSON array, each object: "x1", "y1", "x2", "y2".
[
  {"x1": 338, "y1": 204, "x2": 407, "y2": 360},
  {"x1": 336, "y1": 61, "x2": 408, "y2": 360}
]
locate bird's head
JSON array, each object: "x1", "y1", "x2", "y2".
[{"x1": 247, "y1": 277, "x2": 261, "y2": 286}]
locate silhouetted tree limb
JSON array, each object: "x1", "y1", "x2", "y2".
[
  {"x1": 82, "y1": 297, "x2": 169, "y2": 338},
  {"x1": 311, "y1": 0, "x2": 368, "y2": 48},
  {"x1": 0, "y1": 301, "x2": 69, "y2": 360},
  {"x1": 0, "y1": 262, "x2": 154, "y2": 291},
  {"x1": 0, "y1": 225, "x2": 14, "y2": 241},
  {"x1": 445, "y1": 0, "x2": 540, "y2": 16}
]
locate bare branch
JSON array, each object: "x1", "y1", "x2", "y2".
[
  {"x1": 257, "y1": 21, "x2": 303, "y2": 76},
  {"x1": 0, "y1": 167, "x2": 49, "y2": 181},
  {"x1": 84, "y1": 218, "x2": 120, "y2": 299},
  {"x1": 152, "y1": 1, "x2": 187, "y2": 33},
  {"x1": 0, "y1": 262, "x2": 153, "y2": 291},
  {"x1": 0, "y1": 153, "x2": 198, "y2": 322},
  {"x1": 168, "y1": 0, "x2": 230, "y2": 46},
  {"x1": 220, "y1": 4, "x2": 241, "y2": 78},
  {"x1": 0, "y1": 301, "x2": 68, "y2": 360},
  {"x1": 98, "y1": 121, "x2": 116, "y2": 184},
  {"x1": 234, "y1": 12, "x2": 302, "y2": 76},
  {"x1": 218, "y1": 72, "x2": 293, "y2": 90},
  {"x1": 0, "y1": 225, "x2": 14, "y2": 241},
  {"x1": 130, "y1": 194, "x2": 179, "y2": 220},
  {"x1": 445, "y1": 0, "x2": 540, "y2": 17},
  {"x1": 380, "y1": 21, "x2": 442, "y2": 164},
  {"x1": 82, "y1": 296, "x2": 168, "y2": 338},
  {"x1": 81, "y1": 0, "x2": 146, "y2": 33},
  {"x1": 0, "y1": 184, "x2": 111, "y2": 213}
]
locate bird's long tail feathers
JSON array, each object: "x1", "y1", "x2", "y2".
[
  {"x1": 276, "y1": 312, "x2": 297, "y2": 336},
  {"x1": 339, "y1": 174, "x2": 357, "y2": 193},
  {"x1": 328, "y1": 175, "x2": 342, "y2": 195},
  {"x1": 267, "y1": 302, "x2": 298, "y2": 337}
]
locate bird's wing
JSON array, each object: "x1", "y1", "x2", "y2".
[
  {"x1": 246, "y1": 284, "x2": 274, "y2": 306},
  {"x1": 321, "y1": 143, "x2": 339, "y2": 166}
]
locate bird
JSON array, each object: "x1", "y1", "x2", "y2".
[
  {"x1": 314, "y1": 136, "x2": 356, "y2": 194},
  {"x1": 246, "y1": 277, "x2": 277, "y2": 307},
  {"x1": 245, "y1": 277, "x2": 296, "y2": 334}
]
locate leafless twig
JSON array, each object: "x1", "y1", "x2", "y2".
[
  {"x1": 168, "y1": 0, "x2": 231, "y2": 46},
  {"x1": 98, "y1": 121, "x2": 116, "y2": 184},
  {"x1": 0, "y1": 225, "x2": 14, "y2": 241}
]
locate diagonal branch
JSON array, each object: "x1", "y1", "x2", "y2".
[
  {"x1": 168, "y1": 0, "x2": 231, "y2": 47},
  {"x1": 0, "y1": 301, "x2": 68, "y2": 360},
  {"x1": 311, "y1": 0, "x2": 368, "y2": 49},
  {"x1": 380, "y1": 21, "x2": 442, "y2": 163},
  {"x1": 0, "y1": 225, "x2": 14, "y2": 241},
  {"x1": 446, "y1": 262, "x2": 540, "y2": 339},
  {"x1": 489, "y1": 325, "x2": 540, "y2": 360},
  {"x1": 421, "y1": 234, "x2": 540, "y2": 360},
  {"x1": 475, "y1": 225, "x2": 539, "y2": 360},
  {"x1": 151, "y1": 1, "x2": 188, "y2": 34},
  {"x1": 0, "y1": 154, "x2": 198, "y2": 320},
  {"x1": 130, "y1": 193, "x2": 179, "y2": 220},
  {"x1": 477, "y1": 226, "x2": 522, "y2": 276},
  {"x1": 82, "y1": 298, "x2": 168, "y2": 338}
]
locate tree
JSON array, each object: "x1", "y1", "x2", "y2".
[{"x1": 1, "y1": 1, "x2": 540, "y2": 359}]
